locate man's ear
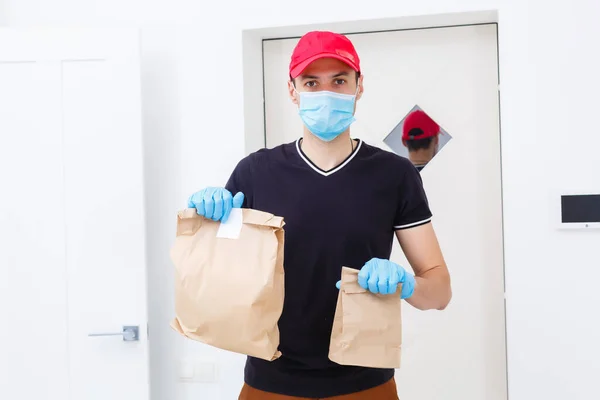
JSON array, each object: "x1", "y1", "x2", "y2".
[
  {"x1": 288, "y1": 80, "x2": 299, "y2": 105},
  {"x1": 356, "y1": 74, "x2": 364, "y2": 101}
]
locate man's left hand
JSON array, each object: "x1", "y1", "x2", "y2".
[{"x1": 336, "y1": 258, "x2": 416, "y2": 299}]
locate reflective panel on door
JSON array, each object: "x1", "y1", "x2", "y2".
[{"x1": 382, "y1": 105, "x2": 452, "y2": 172}]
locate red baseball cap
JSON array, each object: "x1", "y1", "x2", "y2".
[
  {"x1": 402, "y1": 110, "x2": 441, "y2": 140},
  {"x1": 289, "y1": 31, "x2": 361, "y2": 79}
]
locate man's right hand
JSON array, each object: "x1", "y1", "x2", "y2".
[{"x1": 187, "y1": 187, "x2": 245, "y2": 222}]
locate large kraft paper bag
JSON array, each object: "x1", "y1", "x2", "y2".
[
  {"x1": 329, "y1": 267, "x2": 402, "y2": 369},
  {"x1": 170, "y1": 208, "x2": 285, "y2": 361}
]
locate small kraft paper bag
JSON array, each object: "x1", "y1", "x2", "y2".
[
  {"x1": 170, "y1": 207, "x2": 285, "y2": 361},
  {"x1": 329, "y1": 267, "x2": 402, "y2": 369}
]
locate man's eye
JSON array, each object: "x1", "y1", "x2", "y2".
[
  {"x1": 305, "y1": 81, "x2": 317, "y2": 88},
  {"x1": 334, "y1": 79, "x2": 346, "y2": 85}
]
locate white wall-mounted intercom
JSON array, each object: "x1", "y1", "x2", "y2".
[{"x1": 556, "y1": 191, "x2": 600, "y2": 230}]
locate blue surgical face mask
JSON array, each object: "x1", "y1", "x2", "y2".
[{"x1": 295, "y1": 89, "x2": 357, "y2": 142}]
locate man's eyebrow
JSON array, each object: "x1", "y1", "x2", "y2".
[{"x1": 332, "y1": 72, "x2": 350, "y2": 77}]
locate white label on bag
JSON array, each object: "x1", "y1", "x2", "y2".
[{"x1": 216, "y1": 208, "x2": 243, "y2": 239}]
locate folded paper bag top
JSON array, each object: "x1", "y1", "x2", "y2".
[
  {"x1": 170, "y1": 208, "x2": 285, "y2": 361},
  {"x1": 328, "y1": 267, "x2": 403, "y2": 369}
]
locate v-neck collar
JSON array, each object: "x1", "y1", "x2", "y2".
[{"x1": 295, "y1": 138, "x2": 362, "y2": 177}]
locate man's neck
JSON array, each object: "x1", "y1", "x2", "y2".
[{"x1": 300, "y1": 129, "x2": 355, "y2": 171}]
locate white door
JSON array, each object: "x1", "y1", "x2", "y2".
[
  {"x1": 0, "y1": 28, "x2": 150, "y2": 399},
  {"x1": 263, "y1": 24, "x2": 506, "y2": 400}
]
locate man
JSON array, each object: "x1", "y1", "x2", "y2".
[
  {"x1": 188, "y1": 31, "x2": 452, "y2": 399},
  {"x1": 401, "y1": 109, "x2": 442, "y2": 172}
]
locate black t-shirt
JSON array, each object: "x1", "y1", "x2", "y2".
[{"x1": 225, "y1": 138, "x2": 432, "y2": 397}]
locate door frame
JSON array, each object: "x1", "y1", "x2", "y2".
[{"x1": 241, "y1": 9, "x2": 508, "y2": 397}]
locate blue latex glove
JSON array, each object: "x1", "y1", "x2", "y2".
[
  {"x1": 187, "y1": 187, "x2": 244, "y2": 222},
  {"x1": 336, "y1": 258, "x2": 416, "y2": 299}
]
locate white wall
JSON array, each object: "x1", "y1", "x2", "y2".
[{"x1": 3, "y1": 1, "x2": 600, "y2": 400}]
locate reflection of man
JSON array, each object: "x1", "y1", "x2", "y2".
[{"x1": 402, "y1": 110, "x2": 441, "y2": 171}]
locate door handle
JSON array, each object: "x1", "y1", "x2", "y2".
[{"x1": 88, "y1": 325, "x2": 139, "y2": 342}]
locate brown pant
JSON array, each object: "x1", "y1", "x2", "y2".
[{"x1": 238, "y1": 377, "x2": 398, "y2": 400}]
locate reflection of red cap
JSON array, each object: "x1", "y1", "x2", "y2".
[
  {"x1": 402, "y1": 110, "x2": 441, "y2": 140},
  {"x1": 289, "y1": 31, "x2": 361, "y2": 79}
]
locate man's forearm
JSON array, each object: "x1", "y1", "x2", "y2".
[{"x1": 405, "y1": 266, "x2": 452, "y2": 310}]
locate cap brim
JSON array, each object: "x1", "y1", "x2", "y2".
[
  {"x1": 290, "y1": 52, "x2": 360, "y2": 79},
  {"x1": 402, "y1": 131, "x2": 441, "y2": 140}
]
